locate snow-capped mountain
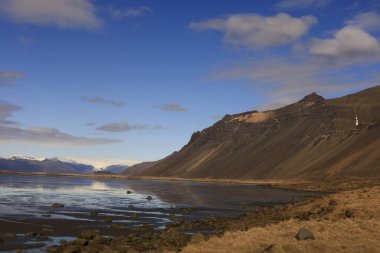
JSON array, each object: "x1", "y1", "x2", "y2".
[{"x1": 101, "y1": 164, "x2": 129, "y2": 174}]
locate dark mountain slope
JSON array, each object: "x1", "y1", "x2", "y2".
[{"x1": 140, "y1": 85, "x2": 380, "y2": 180}]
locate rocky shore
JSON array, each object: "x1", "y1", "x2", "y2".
[{"x1": 1, "y1": 177, "x2": 379, "y2": 253}]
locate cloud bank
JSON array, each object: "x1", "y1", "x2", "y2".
[
  {"x1": 190, "y1": 13, "x2": 317, "y2": 50},
  {"x1": 0, "y1": 0, "x2": 102, "y2": 30},
  {"x1": 0, "y1": 102, "x2": 119, "y2": 146},
  {"x1": 208, "y1": 12, "x2": 380, "y2": 110}
]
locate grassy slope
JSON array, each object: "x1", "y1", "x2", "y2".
[{"x1": 167, "y1": 185, "x2": 380, "y2": 253}]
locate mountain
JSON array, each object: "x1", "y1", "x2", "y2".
[
  {"x1": 139, "y1": 85, "x2": 380, "y2": 180},
  {"x1": 122, "y1": 161, "x2": 159, "y2": 176},
  {"x1": 101, "y1": 164, "x2": 129, "y2": 174},
  {"x1": 0, "y1": 156, "x2": 94, "y2": 174}
]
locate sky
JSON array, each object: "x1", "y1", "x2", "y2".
[{"x1": 1, "y1": 0, "x2": 380, "y2": 168}]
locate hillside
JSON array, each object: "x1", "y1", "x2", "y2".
[
  {"x1": 140, "y1": 85, "x2": 380, "y2": 180},
  {"x1": 122, "y1": 161, "x2": 159, "y2": 175}
]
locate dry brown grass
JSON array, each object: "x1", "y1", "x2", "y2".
[{"x1": 165, "y1": 186, "x2": 380, "y2": 253}]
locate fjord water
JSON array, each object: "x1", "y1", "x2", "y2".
[{"x1": 0, "y1": 175, "x2": 318, "y2": 231}]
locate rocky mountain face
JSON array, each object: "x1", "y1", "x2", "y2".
[
  {"x1": 140, "y1": 85, "x2": 380, "y2": 180},
  {"x1": 0, "y1": 157, "x2": 94, "y2": 174}
]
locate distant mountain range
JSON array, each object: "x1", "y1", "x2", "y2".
[
  {"x1": 139, "y1": 85, "x2": 380, "y2": 180},
  {"x1": 102, "y1": 164, "x2": 129, "y2": 174},
  {"x1": 0, "y1": 156, "x2": 95, "y2": 174}
]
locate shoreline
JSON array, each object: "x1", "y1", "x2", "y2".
[
  {"x1": 1, "y1": 171, "x2": 379, "y2": 252},
  {"x1": 1, "y1": 170, "x2": 379, "y2": 192}
]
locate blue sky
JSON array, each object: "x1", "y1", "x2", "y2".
[{"x1": 1, "y1": 0, "x2": 380, "y2": 167}]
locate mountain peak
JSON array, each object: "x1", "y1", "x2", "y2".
[{"x1": 299, "y1": 92, "x2": 325, "y2": 103}]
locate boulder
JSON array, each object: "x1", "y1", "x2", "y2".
[
  {"x1": 63, "y1": 245, "x2": 82, "y2": 253},
  {"x1": 52, "y1": 203, "x2": 64, "y2": 208},
  {"x1": 295, "y1": 227, "x2": 315, "y2": 240},
  {"x1": 79, "y1": 229, "x2": 100, "y2": 240},
  {"x1": 345, "y1": 209, "x2": 354, "y2": 218}
]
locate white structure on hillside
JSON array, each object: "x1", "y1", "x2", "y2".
[{"x1": 355, "y1": 114, "x2": 359, "y2": 127}]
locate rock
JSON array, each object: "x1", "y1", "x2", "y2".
[
  {"x1": 130, "y1": 213, "x2": 140, "y2": 218},
  {"x1": 59, "y1": 239, "x2": 67, "y2": 244},
  {"x1": 42, "y1": 214, "x2": 51, "y2": 217},
  {"x1": 127, "y1": 190, "x2": 133, "y2": 194},
  {"x1": 71, "y1": 238, "x2": 88, "y2": 246},
  {"x1": 345, "y1": 209, "x2": 354, "y2": 218},
  {"x1": 126, "y1": 249, "x2": 140, "y2": 253},
  {"x1": 160, "y1": 228, "x2": 189, "y2": 247},
  {"x1": 0, "y1": 238, "x2": 4, "y2": 245},
  {"x1": 36, "y1": 235, "x2": 50, "y2": 241},
  {"x1": 262, "y1": 244, "x2": 274, "y2": 252},
  {"x1": 104, "y1": 216, "x2": 113, "y2": 223},
  {"x1": 328, "y1": 199, "x2": 337, "y2": 206},
  {"x1": 26, "y1": 232, "x2": 39, "y2": 237},
  {"x1": 99, "y1": 246, "x2": 117, "y2": 253},
  {"x1": 14, "y1": 250, "x2": 24, "y2": 253},
  {"x1": 146, "y1": 196, "x2": 153, "y2": 201},
  {"x1": 90, "y1": 211, "x2": 99, "y2": 217},
  {"x1": 45, "y1": 245, "x2": 60, "y2": 252},
  {"x1": 110, "y1": 223, "x2": 128, "y2": 229},
  {"x1": 295, "y1": 227, "x2": 315, "y2": 240},
  {"x1": 79, "y1": 229, "x2": 100, "y2": 240},
  {"x1": 63, "y1": 245, "x2": 82, "y2": 253},
  {"x1": 128, "y1": 205, "x2": 134, "y2": 210},
  {"x1": 90, "y1": 235, "x2": 111, "y2": 245},
  {"x1": 52, "y1": 203, "x2": 64, "y2": 208}
]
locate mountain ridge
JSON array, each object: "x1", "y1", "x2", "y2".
[{"x1": 139, "y1": 85, "x2": 380, "y2": 180}]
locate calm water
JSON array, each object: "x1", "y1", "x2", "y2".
[{"x1": 0, "y1": 174, "x2": 319, "y2": 228}]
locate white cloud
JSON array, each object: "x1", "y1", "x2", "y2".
[
  {"x1": 190, "y1": 13, "x2": 317, "y2": 50},
  {"x1": 109, "y1": 6, "x2": 153, "y2": 20},
  {"x1": 0, "y1": 0, "x2": 102, "y2": 30},
  {"x1": 275, "y1": 0, "x2": 331, "y2": 10},
  {"x1": 81, "y1": 96, "x2": 125, "y2": 107},
  {"x1": 0, "y1": 71, "x2": 25, "y2": 85},
  {"x1": 346, "y1": 12, "x2": 380, "y2": 32},
  {"x1": 309, "y1": 26, "x2": 380, "y2": 60}
]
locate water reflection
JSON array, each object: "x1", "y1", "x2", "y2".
[{"x1": 0, "y1": 175, "x2": 321, "y2": 225}]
